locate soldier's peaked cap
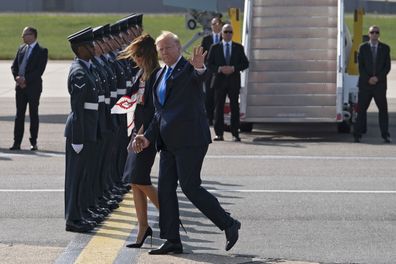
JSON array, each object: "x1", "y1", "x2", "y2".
[
  {"x1": 93, "y1": 26, "x2": 105, "y2": 39},
  {"x1": 125, "y1": 13, "x2": 143, "y2": 27},
  {"x1": 116, "y1": 18, "x2": 129, "y2": 32},
  {"x1": 67, "y1": 27, "x2": 93, "y2": 44},
  {"x1": 102, "y1": 24, "x2": 111, "y2": 36},
  {"x1": 110, "y1": 23, "x2": 121, "y2": 35}
]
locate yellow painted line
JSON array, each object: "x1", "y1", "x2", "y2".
[{"x1": 75, "y1": 192, "x2": 137, "y2": 264}]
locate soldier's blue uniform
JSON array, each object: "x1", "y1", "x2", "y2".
[
  {"x1": 64, "y1": 28, "x2": 100, "y2": 233},
  {"x1": 92, "y1": 25, "x2": 125, "y2": 210},
  {"x1": 106, "y1": 23, "x2": 130, "y2": 188}
]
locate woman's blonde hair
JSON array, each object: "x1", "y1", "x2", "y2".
[{"x1": 118, "y1": 34, "x2": 160, "y2": 81}]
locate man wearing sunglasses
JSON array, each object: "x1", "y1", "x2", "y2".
[
  {"x1": 207, "y1": 24, "x2": 249, "y2": 142},
  {"x1": 354, "y1": 25, "x2": 391, "y2": 143}
]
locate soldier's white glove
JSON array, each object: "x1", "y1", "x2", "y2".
[{"x1": 72, "y1": 144, "x2": 83, "y2": 154}]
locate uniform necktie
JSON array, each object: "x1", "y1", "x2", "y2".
[
  {"x1": 18, "y1": 45, "x2": 31, "y2": 77},
  {"x1": 225, "y1": 43, "x2": 231, "y2": 65},
  {"x1": 158, "y1": 67, "x2": 173, "y2": 105}
]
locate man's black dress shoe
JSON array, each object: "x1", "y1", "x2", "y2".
[
  {"x1": 9, "y1": 144, "x2": 21, "y2": 150},
  {"x1": 99, "y1": 197, "x2": 119, "y2": 210},
  {"x1": 232, "y1": 136, "x2": 241, "y2": 142},
  {"x1": 86, "y1": 209, "x2": 105, "y2": 223},
  {"x1": 383, "y1": 136, "x2": 392, "y2": 143},
  {"x1": 65, "y1": 220, "x2": 93, "y2": 233},
  {"x1": 213, "y1": 136, "x2": 224, "y2": 141},
  {"x1": 81, "y1": 218, "x2": 97, "y2": 228},
  {"x1": 105, "y1": 193, "x2": 123, "y2": 203},
  {"x1": 111, "y1": 187, "x2": 123, "y2": 195},
  {"x1": 225, "y1": 219, "x2": 241, "y2": 251},
  {"x1": 148, "y1": 240, "x2": 183, "y2": 255},
  {"x1": 91, "y1": 206, "x2": 110, "y2": 216},
  {"x1": 30, "y1": 145, "x2": 38, "y2": 151},
  {"x1": 122, "y1": 183, "x2": 132, "y2": 191}
]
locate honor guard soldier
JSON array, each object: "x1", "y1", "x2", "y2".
[
  {"x1": 118, "y1": 14, "x2": 140, "y2": 42},
  {"x1": 91, "y1": 26, "x2": 124, "y2": 207},
  {"x1": 132, "y1": 13, "x2": 144, "y2": 36},
  {"x1": 117, "y1": 18, "x2": 132, "y2": 46},
  {"x1": 120, "y1": 14, "x2": 138, "y2": 42},
  {"x1": 116, "y1": 19, "x2": 136, "y2": 90},
  {"x1": 108, "y1": 22, "x2": 130, "y2": 187},
  {"x1": 91, "y1": 26, "x2": 114, "y2": 205},
  {"x1": 93, "y1": 25, "x2": 131, "y2": 199},
  {"x1": 118, "y1": 14, "x2": 145, "y2": 82},
  {"x1": 98, "y1": 24, "x2": 118, "y2": 112},
  {"x1": 119, "y1": 14, "x2": 144, "y2": 78},
  {"x1": 74, "y1": 27, "x2": 117, "y2": 219},
  {"x1": 100, "y1": 25, "x2": 128, "y2": 194},
  {"x1": 64, "y1": 28, "x2": 101, "y2": 233}
]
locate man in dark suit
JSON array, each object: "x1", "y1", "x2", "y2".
[
  {"x1": 201, "y1": 17, "x2": 223, "y2": 125},
  {"x1": 10, "y1": 27, "x2": 48, "y2": 150},
  {"x1": 354, "y1": 25, "x2": 391, "y2": 143},
  {"x1": 207, "y1": 24, "x2": 249, "y2": 142},
  {"x1": 133, "y1": 31, "x2": 241, "y2": 254}
]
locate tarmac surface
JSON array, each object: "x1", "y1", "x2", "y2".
[{"x1": 1, "y1": 60, "x2": 396, "y2": 264}]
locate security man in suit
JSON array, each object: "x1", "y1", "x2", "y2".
[
  {"x1": 133, "y1": 31, "x2": 241, "y2": 255},
  {"x1": 201, "y1": 17, "x2": 223, "y2": 125},
  {"x1": 64, "y1": 28, "x2": 100, "y2": 233},
  {"x1": 10, "y1": 26, "x2": 48, "y2": 151},
  {"x1": 354, "y1": 25, "x2": 391, "y2": 143},
  {"x1": 207, "y1": 24, "x2": 249, "y2": 142}
]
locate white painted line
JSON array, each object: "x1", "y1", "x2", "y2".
[
  {"x1": 1, "y1": 189, "x2": 396, "y2": 194},
  {"x1": 0, "y1": 189, "x2": 64, "y2": 192},
  {"x1": 206, "y1": 155, "x2": 396, "y2": 161},
  {"x1": 0, "y1": 152, "x2": 64, "y2": 158},
  {"x1": 208, "y1": 189, "x2": 396, "y2": 194},
  {"x1": 2, "y1": 152, "x2": 396, "y2": 161}
]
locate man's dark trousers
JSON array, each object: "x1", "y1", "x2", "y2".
[
  {"x1": 354, "y1": 86, "x2": 389, "y2": 138},
  {"x1": 214, "y1": 77, "x2": 240, "y2": 137},
  {"x1": 65, "y1": 140, "x2": 96, "y2": 221},
  {"x1": 204, "y1": 77, "x2": 215, "y2": 124},
  {"x1": 158, "y1": 145, "x2": 230, "y2": 240},
  {"x1": 14, "y1": 89, "x2": 40, "y2": 146}
]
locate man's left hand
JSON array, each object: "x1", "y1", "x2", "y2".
[{"x1": 190, "y1": 46, "x2": 207, "y2": 69}]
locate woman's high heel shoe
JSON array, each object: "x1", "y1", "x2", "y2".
[{"x1": 126, "y1": 226, "x2": 153, "y2": 248}]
